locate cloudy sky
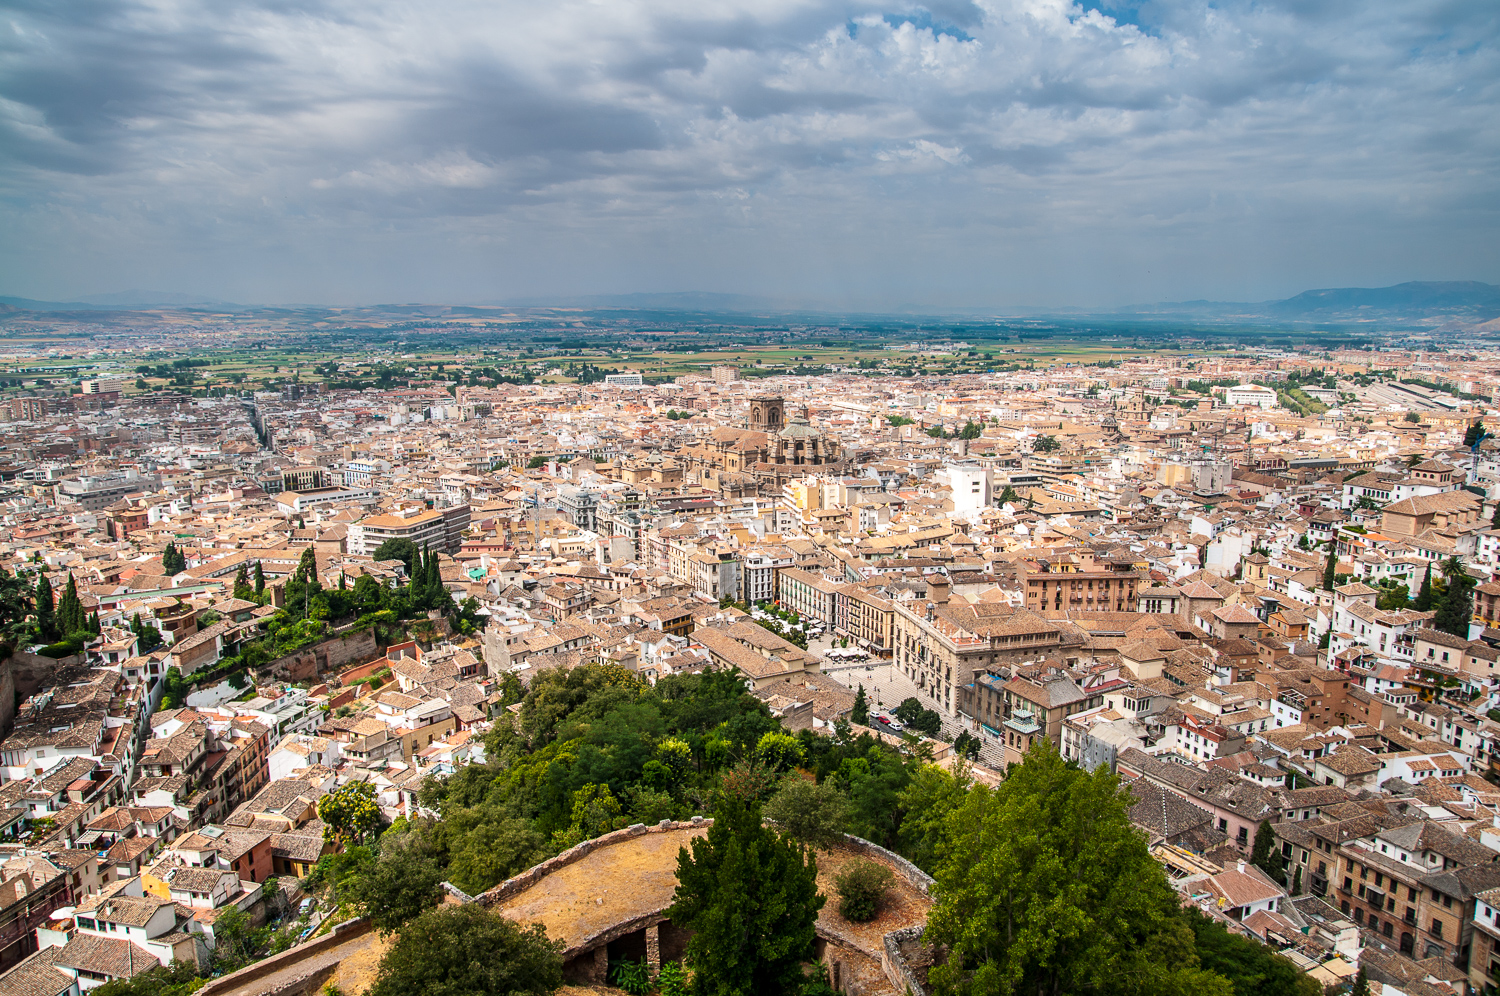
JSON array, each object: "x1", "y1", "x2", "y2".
[{"x1": 1, "y1": 0, "x2": 1496, "y2": 309}]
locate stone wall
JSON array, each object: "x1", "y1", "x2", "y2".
[
  {"x1": 335, "y1": 657, "x2": 387, "y2": 686},
  {"x1": 883, "y1": 924, "x2": 931, "y2": 996},
  {"x1": 0, "y1": 661, "x2": 14, "y2": 741},
  {"x1": 477, "y1": 820, "x2": 936, "y2": 996},
  {"x1": 836, "y1": 833, "x2": 935, "y2": 895},
  {"x1": 477, "y1": 818, "x2": 708, "y2": 909},
  {"x1": 6, "y1": 651, "x2": 74, "y2": 699},
  {"x1": 195, "y1": 917, "x2": 373, "y2": 996},
  {"x1": 260, "y1": 629, "x2": 380, "y2": 682},
  {"x1": 0, "y1": 652, "x2": 84, "y2": 740}
]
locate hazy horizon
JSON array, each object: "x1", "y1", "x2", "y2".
[{"x1": 2, "y1": 0, "x2": 1496, "y2": 310}]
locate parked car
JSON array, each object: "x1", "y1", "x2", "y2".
[
  {"x1": 888, "y1": 720, "x2": 905, "y2": 732},
  {"x1": 877, "y1": 715, "x2": 891, "y2": 725}
]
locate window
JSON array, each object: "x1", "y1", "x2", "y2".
[{"x1": 1433, "y1": 919, "x2": 1444, "y2": 938}]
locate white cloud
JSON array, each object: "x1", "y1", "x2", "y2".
[{"x1": 0, "y1": 0, "x2": 1495, "y2": 305}]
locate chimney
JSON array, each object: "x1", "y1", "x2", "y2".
[
  {"x1": 929, "y1": 575, "x2": 950, "y2": 606},
  {"x1": 1237, "y1": 859, "x2": 1246, "y2": 874}
]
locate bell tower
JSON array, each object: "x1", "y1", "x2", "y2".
[{"x1": 749, "y1": 397, "x2": 785, "y2": 432}]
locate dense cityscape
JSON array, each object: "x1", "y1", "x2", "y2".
[{"x1": 0, "y1": 312, "x2": 1497, "y2": 995}]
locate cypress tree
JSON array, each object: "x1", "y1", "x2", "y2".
[
  {"x1": 851, "y1": 684, "x2": 869, "y2": 726},
  {"x1": 1414, "y1": 562, "x2": 1434, "y2": 611},
  {"x1": 427, "y1": 550, "x2": 443, "y2": 606},
  {"x1": 34, "y1": 572, "x2": 55, "y2": 641},
  {"x1": 1251, "y1": 820, "x2": 1285, "y2": 879},
  {"x1": 1322, "y1": 545, "x2": 1337, "y2": 591},
  {"x1": 668, "y1": 792, "x2": 823, "y2": 995},
  {"x1": 415, "y1": 547, "x2": 435, "y2": 609},
  {"x1": 1435, "y1": 573, "x2": 1474, "y2": 638},
  {"x1": 253, "y1": 561, "x2": 266, "y2": 597},
  {"x1": 232, "y1": 563, "x2": 255, "y2": 602},
  {"x1": 57, "y1": 574, "x2": 84, "y2": 636}
]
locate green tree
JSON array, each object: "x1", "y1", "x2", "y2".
[
  {"x1": 851, "y1": 684, "x2": 869, "y2": 726},
  {"x1": 1435, "y1": 566, "x2": 1475, "y2": 638},
  {"x1": 834, "y1": 858, "x2": 893, "y2": 922},
  {"x1": 56, "y1": 573, "x2": 86, "y2": 638},
  {"x1": 232, "y1": 563, "x2": 255, "y2": 602},
  {"x1": 374, "y1": 537, "x2": 420, "y2": 573},
  {"x1": 210, "y1": 904, "x2": 266, "y2": 971},
  {"x1": 444, "y1": 813, "x2": 548, "y2": 896},
  {"x1": 551, "y1": 782, "x2": 626, "y2": 849},
  {"x1": 1250, "y1": 820, "x2": 1285, "y2": 881},
  {"x1": 253, "y1": 561, "x2": 266, "y2": 599},
  {"x1": 997, "y1": 485, "x2": 1020, "y2": 506},
  {"x1": 1375, "y1": 578, "x2": 1409, "y2": 611},
  {"x1": 668, "y1": 792, "x2": 824, "y2": 996},
  {"x1": 346, "y1": 824, "x2": 445, "y2": 933},
  {"x1": 655, "y1": 738, "x2": 694, "y2": 784},
  {"x1": 318, "y1": 782, "x2": 385, "y2": 847},
  {"x1": 33, "y1": 571, "x2": 54, "y2": 640},
  {"x1": 1414, "y1": 561, "x2": 1435, "y2": 611},
  {"x1": 926, "y1": 742, "x2": 1233, "y2": 996},
  {"x1": 366, "y1": 903, "x2": 563, "y2": 996},
  {"x1": 763, "y1": 776, "x2": 849, "y2": 850},
  {"x1": 91, "y1": 961, "x2": 204, "y2": 996},
  {"x1": 896, "y1": 761, "x2": 972, "y2": 874},
  {"x1": 1033, "y1": 434, "x2": 1060, "y2": 453},
  {"x1": 132, "y1": 612, "x2": 164, "y2": 653},
  {"x1": 1465, "y1": 420, "x2": 1487, "y2": 448},
  {"x1": 1350, "y1": 967, "x2": 1371, "y2": 996},
  {"x1": 162, "y1": 542, "x2": 187, "y2": 574},
  {"x1": 1322, "y1": 545, "x2": 1337, "y2": 592},
  {"x1": 1182, "y1": 910, "x2": 1320, "y2": 996},
  {"x1": 892, "y1": 697, "x2": 942, "y2": 736},
  {"x1": 959, "y1": 420, "x2": 983, "y2": 440},
  {"x1": 756, "y1": 731, "x2": 804, "y2": 771}
]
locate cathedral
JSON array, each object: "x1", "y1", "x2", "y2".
[{"x1": 684, "y1": 395, "x2": 846, "y2": 492}]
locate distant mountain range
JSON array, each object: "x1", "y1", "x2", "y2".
[
  {"x1": 2, "y1": 280, "x2": 1497, "y2": 323},
  {"x1": 1109, "y1": 281, "x2": 1500, "y2": 323},
  {"x1": 0, "y1": 290, "x2": 242, "y2": 312}
]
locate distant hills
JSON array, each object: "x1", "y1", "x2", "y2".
[
  {"x1": 1113, "y1": 281, "x2": 1500, "y2": 323},
  {"x1": 2, "y1": 280, "x2": 1497, "y2": 324},
  {"x1": 0, "y1": 290, "x2": 241, "y2": 312}
]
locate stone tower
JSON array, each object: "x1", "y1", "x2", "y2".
[{"x1": 749, "y1": 397, "x2": 785, "y2": 432}]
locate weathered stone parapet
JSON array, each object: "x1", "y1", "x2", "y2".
[
  {"x1": 645, "y1": 923, "x2": 661, "y2": 973},
  {"x1": 476, "y1": 819, "x2": 713, "y2": 908},
  {"x1": 836, "y1": 833, "x2": 936, "y2": 895},
  {"x1": 195, "y1": 917, "x2": 373, "y2": 996},
  {"x1": 883, "y1": 924, "x2": 931, "y2": 996}
]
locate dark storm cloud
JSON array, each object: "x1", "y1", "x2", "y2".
[{"x1": 0, "y1": 0, "x2": 1495, "y2": 306}]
